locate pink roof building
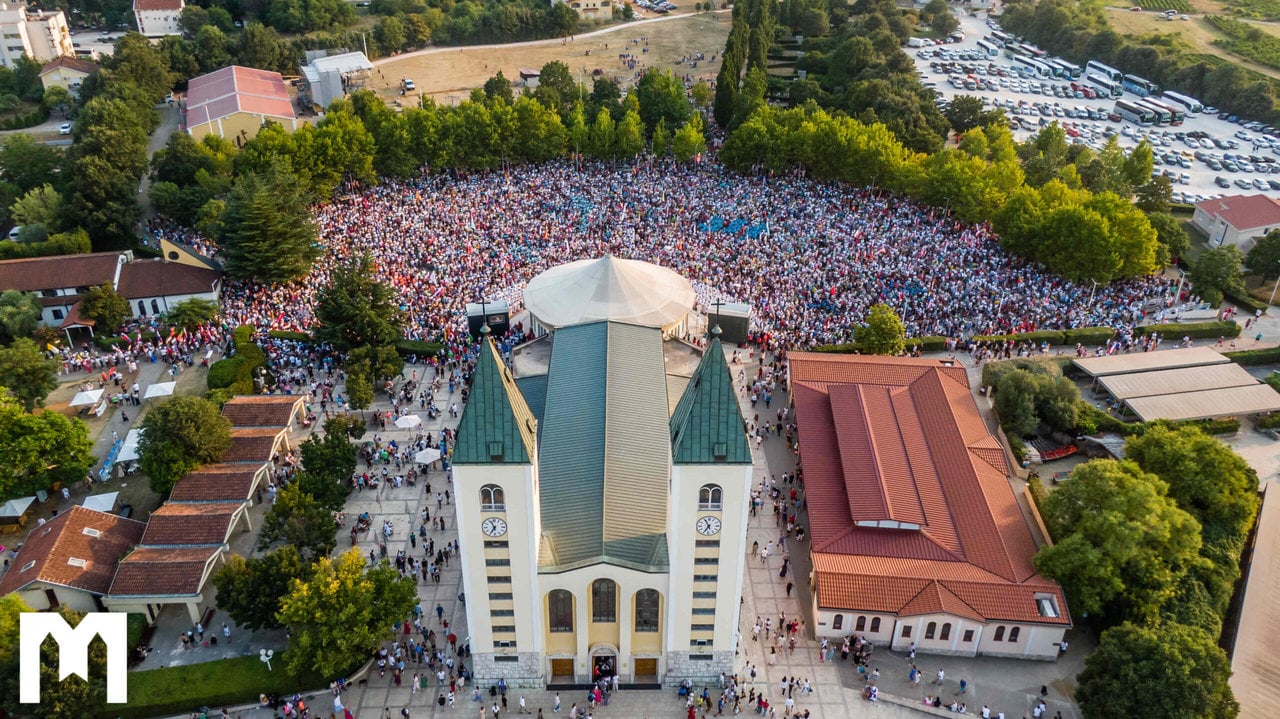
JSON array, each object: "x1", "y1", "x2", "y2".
[{"x1": 184, "y1": 65, "x2": 298, "y2": 145}]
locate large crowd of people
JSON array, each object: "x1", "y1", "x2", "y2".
[{"x1": 218, "y1": 160, "x2": 1178, "y2": 351}]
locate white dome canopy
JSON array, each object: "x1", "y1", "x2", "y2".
[{"x1": 523, "y1": 256, "x2": 696, "y2": 330}]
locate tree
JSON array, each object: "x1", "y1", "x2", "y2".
[
  {"x1": 944, "y1": 95, "x2": 990, "y2": 135},
  {"x1": 1149, "y1": 211, "x2": 1190, "y2": 266},
  {"x1": 0, "y1": 338, "x2": 58, "y2": 411},
  {"x1": 1190, "y1": 245, "x2": 1245, "y2": 306},
  {"x1": 929, "y1": 5, "x2": 959, "y2": 36},
  {"x1": 0, "y1": 134, "x2": 64, "y2": 196},
  {"x1": 691, "y1": 80, "x2": 714, "y2": 111},
  {"x1": 634, "y1": 69, "x2": 691, "y2": 133},
  {"x1": 616, "y1": 109, "x2": 645, "y2": 159},
  {"x1": 651, "y1": 116, "x2": 672, "y2": 157},
  {"x1": 277, "y1": 549, "x2": 418, "y2": 677},
  {"x1": 858, "y1": 303, "x2": 905, "y2": 355},
  {"x1": 346, "y1": 357, "x2": 374, "y2": 414},
  {"x1": 41, "y1": 85, "x2": 71, "y2": 114},
  {"x1": 312, "y1": 254, "x2": 404, "y2": 353},
  {"x1": 10, "y1": 184, "x2": 63, "y2": 232},
  {"x1": 217, "y1": 158, "x2": 319, "y2": 284},
  {"x1": 236, "y1": 23, "x2": 295, "y2": 75},
  {"x1": 165, "y1": 298, "x2": 219, "y2": 331},
  {"x1": 374, "y1": 15, "x2": 407, "y2": 54},
  {"x1": 193, "y1": 25, "x2": 232, "y2": 73},
  {"x1": 297, "y1": 429, "x2": 357, "y2": 511},
  {"x1": 587, "y1": 107, "x2": 616, "y2": 160},
  {"x1": 138, "y1": 395, "x2": 232, "y2": 494},
  {"x1": 483, "y1": 72, "x2": 514, "y2": 105},
  {"x1": 1125, "y1": 424, "x2": 1259, "y2": 542},
  {"x1": 325, "y1": 412, "x2": 366, "y2": 440},
  {"x1": 1035, "y1": 459, "x2": 1203, "y2": 623},
  {"x1": 994, "y1": 368, "x2": 1043, "y2": 437},
  {"x1": 0, "y1": 389, "x2": 93, "y2": 498},
  {"x1": 1135, "y1": 177, "x2": 1173, "y2": 214},
  {"x1": 0, "y1": 290, "x2": 41, "y2": 342},
  {"x1": 258, "y1": 484, "x2": 337, "y2": 561},
  {"x1": 1245, "y1": 228, "x2": 1280, "y2": 282},
  {"x1": 673, "y1": 114, "x2": 707, "y2": 162},
  {"x1": 80, "y1": 283, "x2": 130, "y2": 334},
  {"x1": 212, "y1": 547, "x2": 309, "y2": 632},
  {"x1": 1076, "y1": 623, "x2": 1238, "y2": 719}
]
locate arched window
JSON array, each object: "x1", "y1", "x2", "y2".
[
  {"x1": 698, "y1": 484, "x2": 723, "y2": 511},
  {"x1": 592, "y1": 579, "x2": 617, "y2": 622},
  {"x1": 940, "y1": 623, "x2": 952, "y2": 641},
  {"x1": 925, "y1": 622, "x2": 937, "y2": 640},
  {"x1": 1008, "y1": 627, "x2": 1020, "y2": 643},
  {"x1": 832, "y1": 614, "x2": 844, "y2": 631},
  {"x1": 480, "y1": 485, "x2": 505, "y2": 511},
  {"x1": 993, "y1": 626, "x2": 1005, "y2": 642},
  {"x1": 137, "y1": 301, "x2": 146, "y2": 316},
  {"x1": 548, "y1": 590, "x2": 573, "y2": 633},
  {"x1": 635, "y1": 589, "x2": 660, "y2": 632},
  {"x1": 855, "y1": 616, "x2": 866, "y2": 632},
  {"x1": 869, "y1": 617, "x2": 881, "y2": 633},
  {"x1": 150, "y1": 299, "x2": 160, "y2": 315}
]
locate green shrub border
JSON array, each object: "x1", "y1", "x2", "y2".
[
  {"x1": 95, "y1": 331, "x2": 160, "y2": 350},
  {"x1": 812, "y1": 335, "x2": 950, "y2": 353},
  {"x1": 0, "y1": 107, "x2": 48, "y2": 131},
  {"x1": 1135, "y1": 320, "x2": 1241, "y2": 340},
  {"x1": 1257, "y1": 414, "x2": 1280, "y2": 430},
  {"x1": 1225, "y1": 346, "x2": 1280, "y2": 365},
  {"x1": 394, "y1": 339, "x2": 443, "y2": 357}
]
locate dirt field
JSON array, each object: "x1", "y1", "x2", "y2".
[
  {"x1": 1104, "y1": 7, "x2": 1280, "y2": 79},
  {"x1": 367, "y1": 11, "x2": 732, "y2": 104}
]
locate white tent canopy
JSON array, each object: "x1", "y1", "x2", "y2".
[
  {"x1": 395, "y1": 415, "x2": 422, "y2": 429},
  {"x1": 0, "y1": 496, "x2": 35, "y2": 520},
  {"x1": 523, "y1": 256, "x2": 695, "y2": 331},
  {"x1": 118, "y1": 429, "x2": 143, "y2": 463},
  {"x1": 82, "y1": 492, "x2": 119, "y2": 513},
  {"x1": 69, "y1": 389, "x2": 104, "y2": 407},
  {"x1": 143, "y1": 382, "x2": 176, "y2": 400},
  {"x1": 415, "y1": 448, "x2": 442, "y2": 465}
]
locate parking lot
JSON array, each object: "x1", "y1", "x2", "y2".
[{"x1": 915, "y1": 12, "x2": 1280, "y2": 203}]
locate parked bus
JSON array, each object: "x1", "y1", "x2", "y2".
[
  {"x1": 1115, "y1": 99, "x2": 1156, "y2": 125},
  {"x1": 1122, "y1": 74, "x2": 1160, "y2": 97},
  {"x1": 991, "y1": 30, "x2": 1011, "y2": 47},
  {"x1": 1012, "y1": 55, "x2": 1052, "y2": 77},
  {"x1": 1143, "y1": 97, "x2": 1185, "y2": 125},
  {"x1": 1161, "y1": 91, "x2": 1202, "y2": 115},
  {"x1": 977, "y1": 39, "x2": 1000, "y2": 58},
  {"x1": 1050, "y1": 59, "x2": 1082, "y2": 79},
  {"x1": 1085, "y1": 60, "x2": 1123, "y2": 83},
  {"x1": 1086, "y1": 74, "x2": 1124, "y2": 98},
  {"x1": 1134, "y1": 99, "x2": 1172, "y2": 125}
]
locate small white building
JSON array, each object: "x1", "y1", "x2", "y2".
[
  {"x1": 133, "y1": 0, "x2": 184, "y2": 38},
  {"x1": 0, "y1": 2, "x2": 74, "y2": 68},
  {"x1": 300, "y1": 51, "x2": 373, "y2": 111},
  {"x1": 1193, "y1": 194, "x2": 1280, "y2": 250}
]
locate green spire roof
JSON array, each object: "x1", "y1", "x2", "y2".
[
  {"x1": 669, "y1": 338, "x2": 752, "y2": 464},
  {"x1": 452, "y1": 340, "x2": 537, "y2": 465}
]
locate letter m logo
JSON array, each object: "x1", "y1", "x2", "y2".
[{"x1": 19, "y1": 612, "x2": 128, "y2": 703}]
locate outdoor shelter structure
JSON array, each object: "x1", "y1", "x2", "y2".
[
  {"x1": 1230, "y1": 483, "x2": 1280, "y2": 716},
  {"x1": 68, "y1": 389, "x2": 103, "y2": 407},
  {"x1": 523, "y1": 256, "x2": 695, "y2": 336},
  {"x1": 1125, "y1": 385, "x2": 1280, "y2": 422},
  {"x1": 81, "y1": 492, "x2": 119, "y2": 513},
  {"x1": 1097, "y1": 363, "x2": 1259, "y2": 400},
  {"x1": 1072, "y1": 346, "x2": 1230, "y2": 379},
  {"x1": 143, "y1": 382, "x2": 176, "y2": 400},
  {"x1": 0, "y1": 496, "x2": 36, "y2": 527}
]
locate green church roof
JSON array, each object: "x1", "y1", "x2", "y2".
[
  {"x1": 669, "y1": 337, "x2": 753, "y2": 464},
  {"x1": 451, "y1": 339, "x2": 537, "y2": 465}
]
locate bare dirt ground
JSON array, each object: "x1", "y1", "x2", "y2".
[
  {"x1": 367, "y1": 11, "x2": 732, "y2": 104},
  {"x1": 1104, "y1": 7, "x2": 1280, "y2": 79}
]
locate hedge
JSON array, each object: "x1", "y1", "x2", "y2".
[
  {"x1": 812, "y1": 336, "x2": 950, "y2": 353},
  {"x1": 94, "y1": 331, "x2": 160, "y2": 350},
  {"x1": 0, "y1": 108, "x2": 47, "y2": 131},
  {"x1": 1225, "y1": 288, "x2": 1269, "y2": 313},
  {"x1": 972, "y1": 330, "x2": 1067, "y2": 345},
  {"x1": 206, "y1": 357, "x2": 243, "y2": 389},
  {"x1": 268, "y1": 330, "x2": 313, "y2": 342},
  {"x1": 1136, "y1": 320, "x2": 1241, "y2": 340},
  {"x1": 1256, "y1": 414, "x2": 1280, "y2": 429},
  {"x1": 394, "y1": 339, "x2": 443, "y2": 356},
  {"x1": 1007, "y1": 434, "x2": 1028, "y2": 464},
  {"x1": 1225, "y1": 346, "x2": 1280, "y2": 365},
  {"x1": 1063, "y1": 327, "x2": 1119, "y2": 345},
  {"x1": 110, "y1": 653, "x2": 335, "y2": 719}
]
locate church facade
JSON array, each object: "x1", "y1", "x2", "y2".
[{"x1": 453, "y1": 259, "x2": 753, "y2": 688}]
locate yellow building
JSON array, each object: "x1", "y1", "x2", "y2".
[
  {"x1": 455, "y1": 258, "x2": 754, "y2": 688},
  {"x1": 184, "y1": 65, "x2": 298, "y2": 146},
  {"x1": 39, "y1": 56, "x2": 97, "y2": 97}
]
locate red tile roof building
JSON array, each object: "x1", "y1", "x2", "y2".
[
  {"x1": 789, "y1": 353, "x2": 1070, "y2": 660},
  {"x1": 1193, "y1": 194, "x2": 1280, "y2": 250},
  {"x1": 221, "y1": 395, "x2": 306, "y2": 429},
  {"x1": 184, "y1": 65, "x2": 298, "y2": 144}
]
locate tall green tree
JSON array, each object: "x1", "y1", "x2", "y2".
[
  {"x1": 164, "y1": 298, "x2": 220, "y2": 331},
  {"x1": 0, "y1": 338, "x2": 58, "y2": 411},
  {"x1": 0, "y1": 389, "x2": 93, "y2": 498},
  {"x1": 616, "y1": 109, "x2": 645, "y2": 159},
  {"x1": 1076, "y1": 623, "x2": 1238, "y2": 719},
  {"x1": 277, "y1": 549, "x2": 417, "y2": 677},
  {"x1": 1245, "y1": 228, "x2": 1280, "y2": 282},
  {"x1": 80, "y1": 283, "x2": 131, "y2": 334},
  {"x1": 297, "y1": 428, "x2": 357, "y2": 511},
  {"x1": 673, "y1": 114, "x2": 707, "y2": 162},
  {"x1": 634, "y1": 69, "x2": 691, "y2": 133},
  {"x1": 212, "y1": 548, "x2": 310, "y2": 632},
  {"x1": 346, "y1": 357, "x2": 374, "y2": 414},
  {"x1": 1190, "y1": 245, "x2": 1245, "y2": 306},
  {"x1": 858, "y1": 303, "x2": 905, "y2": 355},
  {"x1": 258, "y1": 484, "x2": 337, "y2": 561},
  {"x1": 587, "y1": 107, "x2": 616, "y2": 160},
  {"x1": 138, "y1": 395, "x2": 233, "y2": 494},
  {"x1": 0, "y1": 290, "x2": 42, "y2": 342},
  {"x1": 217, "y1": 158, "x2": 319, "y2": 283},
  {"x1": 9, "y1": 184, "x2": 63, "y2": 232},
  {"x1": 312, "y1": 254, "x2": 404, "y2": 353},
  {"x1": 1035, "y1": 459, "x2": 1203, "y2": 623}
]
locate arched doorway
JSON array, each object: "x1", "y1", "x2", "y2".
[{"x1": 589, "y1": 644, "x2": 618, "y2": 683}]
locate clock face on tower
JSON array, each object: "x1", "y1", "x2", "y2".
[
  {"x1": 696, "y1": 516, "x2": 722, "y2": 536},
  {"x1": 481, "y1": 517, "x2": 508, "y2": 537}
]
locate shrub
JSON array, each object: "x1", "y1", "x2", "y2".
[
  {"x1": 0, "y1": 108, "x2": 47, "y2": 131},
  {"x1": 268, "y1": 330, "x2": 313, "y2": 342},
  {"x1": 1187, "y1": 418, "x2": 1241, "y2": 435},
  {"x1": 1255, "y1": 413, "x2": 1280, "y2": 429},
  {"x1": 972, "y1": 330, "x2": 1068, "y2": 346},
  {"x1": 1007, "y1": 433, "x2": 1027, "y2": 464},
  {"x1": 205, "y1": 387, "x2": 234, "y2": 407},
  {"x1": 1063, "y1": 326, "x2": 1119, "y2": 345},
  {"x1": 1136, "y1": 320, "x2": 1241, "y2": 340},
  {"x1": 1224, "y1": 346, "x2": 1280, "y2": 365},
  {"x1": 206, "y1": 357, "x2": 243, "y2": 390},
  {"x1": 94, "y1": 331, "x2": 160, "y2": 350},
  {"x1": 1075, "y1": 400, "x2": 1137, "y2": 435},
  {"x1": 813, "y1": 335, "x2": 951, "y2": 353},
  {"x1": 981, "y1": 356, "x2": 1066, "y2": 389},
  {"x1": 394, "y1": 339, "x2": 442, "y2": 357},
  {"x1": 1225, "y1": 287, "x2": 1268, "y2": 313}
]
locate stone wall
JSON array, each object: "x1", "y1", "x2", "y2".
[
  {"x1": 471, "y1": 652, "x2": 544, "y2": 690},
  {"x1": 664, "y1": 650, "x2": 734, "y2": 688}
]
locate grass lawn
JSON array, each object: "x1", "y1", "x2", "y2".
[{"x1": 116, "y1": 653, "x2": 334, "y2": 719}]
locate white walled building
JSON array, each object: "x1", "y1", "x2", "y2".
[
  {"x1": 454, "y1": 258, "x2": 753, "y2": 688},
  {"x1": 1192, "y1": 194, "x2": 1280, "y2": 250},
  {"x1": 0, "y1": 2, "x2": 74, "y2": 67},
  {"x1": 133, "y1": 0, "x2": 184, "y2": 37}
]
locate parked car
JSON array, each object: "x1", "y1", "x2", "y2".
[{"x1": 59, "y1": 122, "x2": 71, "y2": 135}]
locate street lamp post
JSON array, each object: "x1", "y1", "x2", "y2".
[{"x1": 1089, "y1": 279, "x2": 1100, "y2": 307}]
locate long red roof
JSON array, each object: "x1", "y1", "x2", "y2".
[{"x1": 789, "y1": 352, "x2": 1070, "y2": 625}]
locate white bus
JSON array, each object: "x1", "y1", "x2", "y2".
[
  {"x1": 1012, "y1": 55, "x2": 1052, "y2": 77},
  {"x1": 1050, "y1": 59, "x2": 1082, "y2": 79},
  {"x1": 1115, "y1": 99, "x2": 1156, "y2": 125},
  {"x1": 1122, "y1": 74, "x2": 1160, "y2": 97},
  {"x1": 1161, "y1": 91, "x2": 1202, "y2": 115},
  {"x1": 1142, "y1": 97, "x2": 1185, "y2": 125},
  {"x1": 1134, "y1": 99, "x2": 1173, "y2": 125},
  {"x1": 1086, "y1": 74, "x2": 1124, "y2": 98},
  {"x1": 977, "y1": 39, "x2": 1000, "y2": 58},
  {"x1": 1085, "y1": 60, "x2": 1123, "y2": 83},
  {"x1": 991, "y1": 30, "x2": 1012, "y2": 47}
]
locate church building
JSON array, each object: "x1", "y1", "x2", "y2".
[{"x1": 453, "y1": 257, "x2": 753, "y2": 688}]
